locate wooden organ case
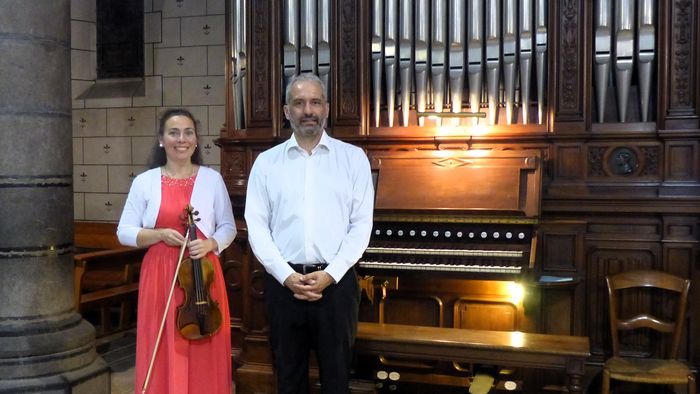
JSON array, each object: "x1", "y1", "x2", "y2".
[{"x1": 219, "y1": 0, "x2": 700, "y2": 392}]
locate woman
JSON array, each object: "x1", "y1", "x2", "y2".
[{"x1": 117, "y1": 108, "x2": 236, "y2": 394}]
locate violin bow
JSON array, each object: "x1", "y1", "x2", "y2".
[{"x1": 141, "y1": 228, "x2": 190, "y2": 394}]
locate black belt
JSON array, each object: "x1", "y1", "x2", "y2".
[{"x1": 288, "y1": 262, "x2": 328, "y2": 274}]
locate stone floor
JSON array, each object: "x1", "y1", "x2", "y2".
[{"x1": 96, "y1": 330, "x2": 136, "y2": 394}]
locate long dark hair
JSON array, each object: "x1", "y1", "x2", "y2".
[{"x1": 147, "y1": 108, "x2": 204, "y2": 169}]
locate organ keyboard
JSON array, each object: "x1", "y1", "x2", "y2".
[{"x1": 358, "y1": 149, "x2": 542, "y2": 281}]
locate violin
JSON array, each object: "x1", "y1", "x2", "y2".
[{"x1": 176, "y1": 204, "x2": 222, "y2": 340}]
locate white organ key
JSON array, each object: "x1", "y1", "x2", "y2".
[{"x1": 364, "y1": 247, "x2": 523, "y2": 258}]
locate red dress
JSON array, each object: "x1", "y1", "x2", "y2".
[{"x1": 134, "y1": 174, "x2": 232, "y2": 394}]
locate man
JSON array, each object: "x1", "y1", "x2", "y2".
[{"x1": 244, "y1": 73, "x2": 374, "y2": 393}]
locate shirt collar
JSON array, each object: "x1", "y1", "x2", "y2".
[{"x1": 286, "y1": 130, "x2": 331, "y2": 155}]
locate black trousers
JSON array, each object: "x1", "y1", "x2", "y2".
[{"x1": 265, "y1": 269, "x2": 359, "y2": 394}]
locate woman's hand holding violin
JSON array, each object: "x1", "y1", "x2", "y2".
[
  {"x1": 159, "y1": 228, "x2": 186, "y2": 247},
  {"x1": 187, "y1": 238, "x2": 218, "y2": 260}
]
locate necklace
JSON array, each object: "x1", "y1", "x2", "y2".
[{"x1": 161, "y1": 165, "x2": 196, "y2": 179}]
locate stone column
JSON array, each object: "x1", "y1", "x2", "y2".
[{"x1": 0, "y1": 1, "x2": 109, "y2": 393}]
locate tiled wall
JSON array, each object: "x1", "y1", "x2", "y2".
[{"x1": 71, "y1": 0, "x2": 226, "y2": 222}]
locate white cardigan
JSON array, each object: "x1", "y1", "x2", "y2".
[{"x1": 117, "y1": 166, "x2": 236, "y2": 254}]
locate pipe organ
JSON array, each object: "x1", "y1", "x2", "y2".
[
  {"x1": 594, "y1": 0, "x2": 656, "y2": 123},
  {"x1": 370, "y1": 0, "x2": 550, "y2": 127},
  {"x1": 228, "y1": 0, "x2": 246, "y2": 130},
  {"x1": 222, "y1": 0, "x2": 700, "y2": 392}
]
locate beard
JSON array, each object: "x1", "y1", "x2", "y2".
[{"x1": 291, "y1": 116, "x2": 326, "y2": 137}]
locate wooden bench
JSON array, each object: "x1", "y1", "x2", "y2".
[
  {"x1": 74, "y1": 221, "x2": 146, "y2": 336},
  {"x1": 355, "y1": 322, "x2": 590, "y2": 393}
]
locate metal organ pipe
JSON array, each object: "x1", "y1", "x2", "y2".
[
  {"x1": 503, "y1": 0, "x2": 517, "y2": 125},
  {"x1": 283, "y1": 0, "x2": 299, "y2": 91},
  {"x1": 431, "y1": 0, "x2": 448, "y2": 126},
  {"x1": 372, "y1": 0, "x2": 384, "y2": 128},
  {"x1": 535, "y1": 0, "x2": 547, "y2": 125},
  {"x1": 399, "y1": 0, "x2": 414, "y2": 127},
  {"x1": 272, "y1": 0, "x2": 573, "y2": 129},
  {"x1": 594, "y1": 0, "x2": 656, "y2": 123},
  {"x1": 317, "y1": 0, "x2": 331, "y2": 100},
  {"x1": 448, "y1": 0, "x2": 466, "y2": 120},
  {"x1": 467, "y1": 0, "x2": 484, "y2": 125},
  {"x1": 519, "y1": 0, "x2": 533, "y2": 125},
  {"x1": 637, "y1": 0, "x2": 655, "y2": 122},
  {"x1": 385, "y1": 0, "x2": 399, "y2": 127},
  {"x1": 594, "y1": 0, "x2": 612, "y2": 123},
  {"x1": 485, "y1": 0, "x2": 501, "y2": 125},
  {"x1": 231, "y1": 0, "x2": 246, "y2": 129},
  {"x1": 300, "y1": 0, "x2": 317, "y2": 75},
  {"x1": 614, "y1": 0, "x2": 634, "y2": 122},
  {"x1": 415, "y1": 0, "x2": 430, "y2": 126}
]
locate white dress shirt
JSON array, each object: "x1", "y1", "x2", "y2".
[
  {"x1": 244, "y1": 131, "x2": 374, "y2": 284},
  {"x1": 117, "y1": 166, "x2": 237, "y2": 254}
]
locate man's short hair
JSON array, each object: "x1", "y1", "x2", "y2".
[{"x1": 285, "y1": 73, "x2": 327, "y2": 105}]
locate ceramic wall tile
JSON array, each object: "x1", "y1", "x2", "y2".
[
  {"x1": 71, "y1": 49, "x2": 96, "y2": 80},
  {"x1": 156, "y1": 17, "x2": 181, "y2": 48},
  {"x1": 182, "y1": 76, "x2": 224, "y2": 105},
  {"x1": 84, "y1": 96, "x2": 134, "y2": 109},
  {"x1": 144, "y1": 44, "x2": 154, "y2": 76},
  {"x1": 133, "y1": 76, "x2": 164, "y2": 107},
  {"x1": 73, "y1": 165, "x2": 109, "y2": 193},
  {"x1": 187, "y1": 106, "x2": 209, "y2": 134},
  {"x1": 84, "y1": 193, "x2": 127, "y2": 221},
  {"x1": 181, "y1": 15, "x2": 225, "y2": 46},
  {"x1": 74, "y1": 192, "x2": 85, "y2": 220},
  {"x1": 163, "y1": 77, "x2": 182, "y2": 106},
  {"x1": 71, "y1": 0, "x2": 95, "y2": 22},
  {"x1": 208, "y1": 105, "x2": 225, "y2": 135},
  {"x1": 155, "y1": 46, "x2": 208, "y2": 76},
  {"x1": 199, "y1": 135, "x2": 221, "y2": 165},
  {"x1": 73, "y1": 137, "x2": 84, "y2": 165},
  {"x1": 109, "y1": 165, "x2": 148, "y2": 193},
  {"x1": 72, "y1": 80, "x2": 93, "y2": 109},
  {"x1": 131, "y1": 136, "x2": 157, "y2": 165},
  {"x1": 71, "y1": 20, "x2": 95, "y2": 50},
  {"x1": 207, "y1": 45, "x2": 226, "y2": 76},
  {"x1": 83, "y1": 137, "x2": 132, "y2": 165},
  {"x1": 155, "y1": 0, "x2": 207, "y2": 18},
  {"x1": 207, "y1": 0, "x2": 225, "y2": 15},
  {"x1": 144, "y1": 12, "x2": 162, "y2": 44},
  {"x1": 73, "y1": 109, "x2": 107, "y2": 137},
  {"x1": 107, "y1": 107, "x2": 156, "y2": 136}
]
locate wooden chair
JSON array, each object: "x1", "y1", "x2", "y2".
[{"x1": 602, "y1": 270, "x2": 696, "y2": 394}]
